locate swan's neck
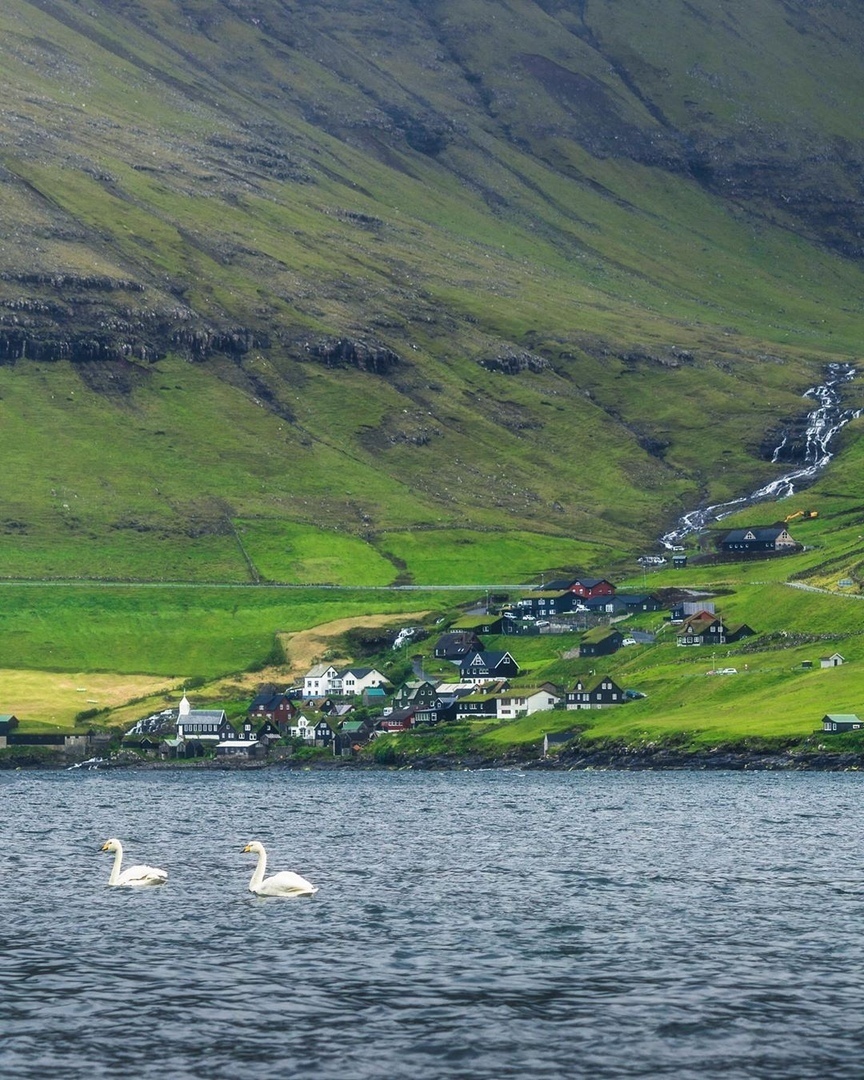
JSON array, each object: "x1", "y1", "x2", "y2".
[
  {"x1": 108, "y1": 844, "x2": 124, "y2": 886},
  {"x1": 250, "y1": 849, "x2": 267, "y2": 891}
]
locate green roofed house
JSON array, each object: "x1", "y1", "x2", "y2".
[
  {"x1": 821, "y1": 714, "x2": 862, "y2": 734},
  {"x1": 455, "y1": 692, "x2": 499, "y2": 719},
  {"x1": 451, "y1": 615, "x2": 505, "y2": 635},
  {"x1": 578, "y1": 627, "x2": 624, "y2": 657},
  {"x1": 494, "y1": 686, "x2": 561, "y2": 721},
  {"x1": 0, "y1": 714, "x2": 19, "y2": 749}
]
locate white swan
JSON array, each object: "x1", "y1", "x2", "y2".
[
  {"x1": 101, "y1": 838, "x2": 168, "y2": 887},
  {"x1": 243, "y1": 840, "x2": 317, "y2": 897}
]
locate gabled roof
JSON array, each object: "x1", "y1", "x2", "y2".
[
  {"x1": 305, "y1": 663, "x2": 338, "y2": 678},
  {"x1": 496, "y1": 687, "x2": 560, "y2": 701},
  {"x1": 340, "y1": 666, "x2": 377, "y2": 678},
  {"x1": 570, "y1": 675, "x2": 622, "y2": 693},
  {"x1": 580, "y1": 626, "x2": 621, "y2": 644},
  {"x1": 721, "y1": 526, "x2": 789, "y2": 543},
  {"x1": 463, "y1": 650, "x2": 516, "y2": 667},
  {"x1": 340, "y1": 720, "x2": 367, "y2": 733},
  {"x1": 182, "y1": 709, "x2": 228, "y2": 723},
  {"x1": 450, "y1": 617, "x2": 493, "y2": 630},
  {"x1": 679, "y1": 612, "x2": 722, "y2": 633}
]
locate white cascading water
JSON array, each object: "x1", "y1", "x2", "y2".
[{"x1": 660, "y1": 362, "x2": 860, "y2": 548}]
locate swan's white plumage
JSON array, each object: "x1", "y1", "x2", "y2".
[
  {"x1": 102, "y1": 838, "x2": 168, "y2": 887},
  {"x1": 243, "y1": 840, "x2": 317, "y2": 897}
]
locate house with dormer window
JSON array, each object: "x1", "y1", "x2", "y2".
[
  {"x1": 494, "y1": 686, "x2": 561, "y2": 721},
  {"x1": 719, "y1": 525, "x2": 798, "y2": 554},
  {"x1": 303, "y1": 664, "x2": 341, "y2": 699},
  {"x1": 340, "y1": 667, "x2": 388, "y2": 696},
  {"x1": 566, "y1": 676, "x2": 624, "y2": 709},
  {"x1": 459, "y1": 650, "x2": 520, "y2": 686}
]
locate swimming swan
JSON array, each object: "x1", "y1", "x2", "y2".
[
  {"x1": 101, "y1": 838, "x2": 168, "y2": 887},
  {"x1": 243, "y1": 840, "x2": 317, "y2": 897}
]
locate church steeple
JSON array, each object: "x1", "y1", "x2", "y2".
[{"x1": 179, "y1": 694, "x2": 191, "y2": 717}]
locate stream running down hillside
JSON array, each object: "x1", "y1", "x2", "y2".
[{"x1": 661, "y1": 362, "x2": 860, "y2": 547}]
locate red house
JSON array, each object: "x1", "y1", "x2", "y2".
[{"x1": 567, "y1": 577, "x2": 616, "y2": 600}]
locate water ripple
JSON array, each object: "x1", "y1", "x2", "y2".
[{"x1": 2, "y1": 770, "x2": 864, "y2": 1078}]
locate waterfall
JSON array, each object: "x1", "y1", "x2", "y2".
[{"x1": 660, "y1": 362, "x2": 860, "y2": 548}]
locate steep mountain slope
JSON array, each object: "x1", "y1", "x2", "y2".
[{"x1": 1, "y1": 0, "x2": 864, "y2": 582}]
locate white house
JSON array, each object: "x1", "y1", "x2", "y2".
[
  {"x1": 820, "y1": 653, "x2": 845, "y2": 668},
  {"x1": 340, "y1": 667, "x2": 388, "y2": 696},
  {"x1": 287, "y1": 714, "x2": 316, "y2": 743},
  {"x1": 303, "y1": 664, "x2": 341, "y2": 699},
  {"x1": 495, "y1": 687, "x2": 561, "y2": 722}
]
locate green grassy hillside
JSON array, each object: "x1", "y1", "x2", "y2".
[{"x1": 1, "y1": 1, "x2": 864, "y2": 583}]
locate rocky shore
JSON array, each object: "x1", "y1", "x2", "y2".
[{"x1": 5, "y1": 744, "x2": 864, "y2": 773}]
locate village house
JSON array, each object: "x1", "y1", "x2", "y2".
[
  {"x1": 392, "y1": 680, "x2": 441, "y2": 709},
  {"x1": 821, "y1": 714, "x2": 862, "y2": 733},
  {"x1": 676, "y1": 611, "x2": 727, "y2": 647},
  {"x1": 303, "y1": 664, "x2": 341, "y2": 699},
  {"x1": 455, "y1": 692, "x2": 499, "y2": 719},
  {"x1": 216, "y1": 737, "x2": 265, "y2": 759},
  {"x1": 566, "y1": 675, "x2": 625, "y2": 709},
  {"x1": 449, "y1": 614, "x2": 505, "y2": 635},
  {"x1": 377, "y1": 708, "x2": 417, "y2": 733},
  {"x1": 434, "y1": 630, "x2": 484, "y2": 660},
  {"x1": 459, "y1": 649, "x2": 520, "y2": 685},
  {"x1": 719, "y1": 525, "x2": 798, "y2": 555},
  {"x1": 247, "y1": 691, "x2": 296, "y2": 726},
  {"x1": 579, "y1": 594, "x2": 630, "y2": 617},
  {"x1": 0, "y1": 714, "x2": 19, "y2": 749},
  {"x1": 414, "y1": 683, "x2": 477, "y2": 725},
  {"x1": 494, "y1": 686, "x2": 561, "y2": 721},
  {"x1": 287, "y1": 714, "x2": 317, "y2": 743},
  {"x1": 617, "y1": 593, "x2": 664, "y2": 613},
  {"x1": 578, "y1": 626, "x2": 624, "y2": 657},
  {"x1": 820, "y1": 653, "x2": 845, "y2": 668},
  {"x1": 333, "y1": 719, "x2": 374, "y2": 756},
  {"x1": 670, "y1": 600, "x2": 716, "y2": 623},
  {"x1": 340, "y1": 667, "x2": 388, "y2": 696},
  {"x1": 676, "y1": 612, "x2": 755, "y2": 647},
  {"x1": 314, "y1": 719, "x2": 336, "y2": 746},
  {"x1": 564, "y1": 577, "x2": 616, "y2": 600},
  {"x1": 516, "y1": 590, "x2": 578, "y2": 617}
]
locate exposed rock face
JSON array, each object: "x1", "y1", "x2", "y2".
[
  {"x1": 303, "y1": 337, "x2": 402, "y2": 374},
  {"x1": 478, "y1": 348, "x2": 550, "y2": 375}
]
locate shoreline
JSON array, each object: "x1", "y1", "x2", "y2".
[{"x1": 4, "y1": 745, "x2": 864, "y2": 773}]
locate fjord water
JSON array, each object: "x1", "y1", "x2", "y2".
[{"x1": 2, "y1": 770, "x2": 863, "y2": 1079}]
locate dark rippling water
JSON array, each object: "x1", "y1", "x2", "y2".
[{"x1": 2, "y1": 769, "x2": 864, "y2": 1079}]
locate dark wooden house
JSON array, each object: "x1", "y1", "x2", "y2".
[
  {"x1": 821, "y1": 714, "x2": 862, "y2": 734},
  {"x1": 566, "y1": 676, "x2": 625, "y2": 709},
  {"x1": 434, "y1": 631, "x2": 484, "y2": 660},
  {"x1": 459, "y1": 650, "x2": 520, "y2": 685},
  {"x1": 578, "y1": 627, "x2": 624, "y2": 657},
  {"x1": 719, "y1": 525, "x2": 798, "y2": 555}
]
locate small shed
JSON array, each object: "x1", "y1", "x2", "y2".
[
  {"x1": 821, "y1": 714, "x2": 862, "y2": 734},
  {"x1": 543, "y1": 731, "x2": 576, "y2": 758},
  {"x1": 820, "y1": 653, "x2": 845, "y2": 668},
  {"x1": 672, "y1": 554, "x2": 688, "y2": 569}
]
